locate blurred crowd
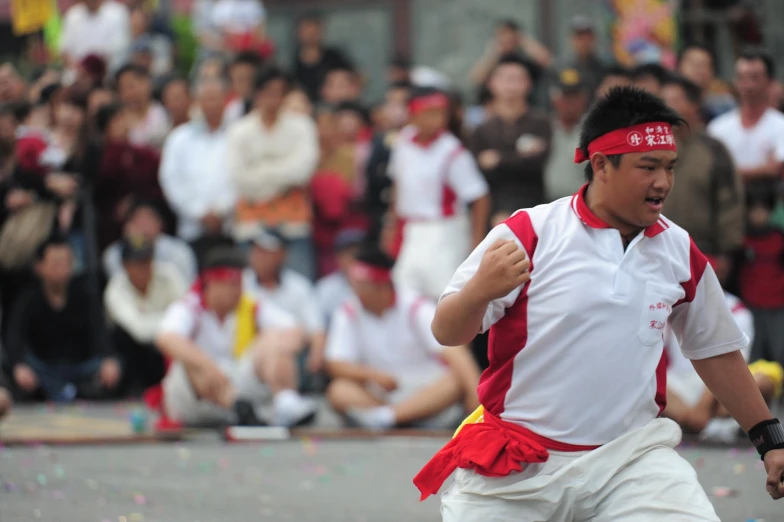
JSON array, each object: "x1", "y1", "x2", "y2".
[{"x1": 0, "y1": 0, "x2": 782, "y2": 434}]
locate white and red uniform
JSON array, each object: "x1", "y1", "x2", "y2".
[
  {"x1": 158, "y1": 291, "x2": 296, "y2": 424},
  {"x1": 389, "y1": 126, "x2": 489, "y2": 299},
  {"x1": 325, "y1": 288, "x2": 463, "y2": 429},
  {"x1": 418, "y1": 185, "x2": 748, "y2": 520}
]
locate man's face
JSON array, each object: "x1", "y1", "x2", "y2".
[
  {"x1": 495, "y1": 27, "x2": 519, "y2": 54},
  {"x1": 162, "y1": 81, "x2": 191, "y2": 121},
  {"x1": 321, "y1": 71, "x2": 359, "y2": 104},
  {"x1": 335, "y1": 110, "x2": 363, "y2": 141},
  {"x1": 88, "y1": 88, "x2": 114, "y2": 116},
  {"x1": 384, "y1": 87, "x2": 409, "y2": 129},
  {"x1": 206, "y1": 279, "x2": 242, "y2": 312},
  {"x1": 596, "y1": 75, "x2": 632, "y2": 98},
  {"x1": 229, "y1": 63, "x2": 257, "y2": 100},
  {"x1": 125, "y1": 259, "x2": 153, "y2": 292},
  {"x1": 735, "y1": 58, "x2": 770, "y2": 103},
  {"x1": 118, "y1": 72, "x2": 149, "y2": 106},
  {"x1": 298, "y1": 20, "x2": 322, "y2": 47},
  {"x1": 601, "y1": 150, "x2": 677, "y2": 230},
  {"x1": 633, "y1": 75, "x2": 661, "y2": 96},
  {"x1": 661, "y1": 84, "x2": 698, "y2": 125},
  {"x1": 125, "y1": 207, "x2": 162, "y2": 240},
  {"x1": 199, "y1": 84, "x2": 225, "y2": 123},
  {"x1": 571, "y1": 31, "x2": 595, "y2": 58},
  {"x1": 347, "y1": 268, "x2": 389, "y2": 313},
  {"x1": 679, "y1": 49, "x2": 713, "y2": 89},
  {"x1": 256, "y1": 79, "x2": 287, "y2": 114},
  {"x1": 36, "y1": 245, "x2": 73, "y2": 287},
  {"x1": 552, "y1": 90, "x2": 587, "y2": 123},
  {"x1": 249, "y1": 246, "x2": 284, "y2": 280},
  {"x1": 489, "y1": 63, "x2": 530, "y2": 102},
  {"x1": 84, "y1": 0, "x2": 101, "y2": 11},
  {"x1": 283, "y1": 89, "x2": 313, "y2": 116},
  {"x1": 55, "y1": 102, "x2": 85, "y2": 132}
]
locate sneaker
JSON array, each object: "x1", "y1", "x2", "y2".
[
  {"x1": 233, "y1": 399, "x2": 267, "y2": 426},
  {"x1": 345, "y1": 406, "x2": 396, "y2": 431},
  {"x1": 273, "y1": 395, "x2": 318, "y2": 427},
  {"x1": 699, "y1": 418, "x2": 740, "y2": 444}
]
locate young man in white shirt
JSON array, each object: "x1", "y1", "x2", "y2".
[
  {"x1": 243, "y1": 228, "x2": 326, "y2": 380},
  {"x1": 324, "y1": 245, "x2": 480, "y2": 430},
  {"x1": 105, "y1": 236, "x2": 186, "y2": 394},
  {"x1": 59, "y1": 0, "x2": 131, "y2": 77},
  {"x1": 415, "y1": 86, "x2": 784, "y2": 519},
  {"x1": 156, "y1": 247, "x2": 317, "y2": 427},
  {"x1": 316, "y1": 228, "x2": 365, "y2": 322}
]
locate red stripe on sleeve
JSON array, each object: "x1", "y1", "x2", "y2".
[{"x1": 675, "y1": 238, "x2": 709, "y2": 307}]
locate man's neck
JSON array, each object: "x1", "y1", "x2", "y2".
[
  {"x1": 260, "y1": 109, "x2": 279, "y2": 128},
  {"x1": 558, "y1": 116, "x2": 580, "y2": 132},
  {"x1": 205, "y1": 116, "x2": 222, "y2": 132},
  {"x1": 257, "y1": 271, "x2": 281, "y2": 289},
  {"x1": 129, "y1": 101, "x2": 150, "y2": 116},
  {"x1": 740, "y1": 102, "x2": 767, "y2": 127},
  {"x1": 495, "y1": 99, "x2": 526, "y2": 122},
  {"x1": 367, "y1": 298, "x2": 395, "y2": 317},
  {"x1": 42, "y1": 282, "x2": 68, "y2": 309}
]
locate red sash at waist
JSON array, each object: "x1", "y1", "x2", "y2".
[{"x1": 413, "y1": 409, "x2": 600, "y2": 500}]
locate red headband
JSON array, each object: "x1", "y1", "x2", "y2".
[
  {"x1": 408, "y1": 93, "x2": 449, "y2": 115},
  {"x1": 574, "y1": 122, "x2": 676, "y2": 163},
  {"x1": 202, "y1": 267, "x2": 243, "y2": 284},
  {"x1": 349, "y1": 261, "x2": 392, "y2": 284}
]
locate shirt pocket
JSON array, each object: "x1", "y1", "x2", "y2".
[{"x1": 638, "y1": 282, "x2": 683, "y2": 346}]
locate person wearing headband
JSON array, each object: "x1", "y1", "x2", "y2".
[
  {"x1": 156, "y1": 246, "x2": 317, "y2": 427},
  {"x1": 386, "y1": 86, "x2": 490, "y2": 301},
  {"x1": 415, "y1": 86, "x2": 784, "y2": 519},
  {"x1": 323, "y1": 244, "x2": 480, "y2": 430}
]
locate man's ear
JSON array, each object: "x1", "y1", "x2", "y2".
[{"x1": 590, "y1": 153, "x2": 611, "y2": 183}]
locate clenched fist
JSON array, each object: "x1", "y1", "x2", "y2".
[{"x1": 468, "y1": 239, "x2": 530, "y2": 302}]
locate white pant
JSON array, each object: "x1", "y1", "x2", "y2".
[
  {"x1": 394, "y1": 215, "x2": 470, "y2": 300},
  {"x1": 441, "y1": 418, "x2": 719, "y2": 522},
  {"x1": 163, "y1": 357, "x2": 269, "y2": 424}
]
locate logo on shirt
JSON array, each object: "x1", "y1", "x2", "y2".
[{"x1": 627, "y1": 131, "x2": 643, "y2": 146}]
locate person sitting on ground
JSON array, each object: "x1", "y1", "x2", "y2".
[
  {"x1": 664, "y1": 256, "x2": 784, "y2": 442},
  {"x1": 316, "y1": 228, "x2": 365, "y2": 322},
  {"x1": 243, "y1": 228, "x2": 327, "y2": 379},
  {"x1": 104, "y1": 235, "x2": 187, "y2": 395},
  {"x1": 5, "y1": 235, "x2": 121, "y2": 402},
  {"x1": 155, "y1": 246, "x2": 318, "y2": 427},
  {"x1": 103, "y1": 200, "x2": 198, "y2": 283},
  {"x1": 324, "y1": 245, "x2": 481, "y2": 430}
]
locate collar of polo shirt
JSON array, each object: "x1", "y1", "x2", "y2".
[{"x1": 570, "y1": 183, "x2": 669, "y2": 238}]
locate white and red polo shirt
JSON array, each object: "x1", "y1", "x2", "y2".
[
  {"x1": 325, "y1": 288, "x2": 446, "y2": 376},
  {"x1": 388, "y1": 125, "x2": 489, "y2": 220},
  {"x1": 443, "y1": 184, "x2": 749, "y2": 446}
]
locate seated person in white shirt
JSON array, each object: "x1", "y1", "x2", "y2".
[
  {"x1": 324, "y1": 245, "x2": 481, "y2": 430},
  {"x1": 104, "y1": 200, "x2": 198, "y2": 284},
  {"x1": 244, "y1": 228, "x2": 326, "y2": 380},
  {"x1": 156, "y1": 247, "x2": 318, "y2": 427},
  {"x1": 316, "y1": 228, "x2": 366, "y2": 322},
  {"x1": 664, "y1": 257, "x2": 783, "y2": 441},
  {"x1": 104, "y1": 236, "x2": 187, "y2": 395}
]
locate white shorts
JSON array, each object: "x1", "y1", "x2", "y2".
[
  {"x1": 394, "y1": 215, "x2": 470, "y2": 300},
  {"x1": 163, "y1": 357, "x2": 270, "y2": 425},
  {"x1": 667, "y1": 370, "x2": 708, "y2": 408},
  {"x1": 441, "y1": 418, "x2": 718, "y2": 521}
]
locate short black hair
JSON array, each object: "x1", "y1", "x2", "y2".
[
  {"x1": 662, "y1": 74, "x2": 702, "y2": 106},
  {"x1": 579, "y1": 86, "x2": 686, "y2": 181},
  {"x1": 497, "y1": 19, "x2": 521, "y2": 32},
  {"x1": 114, "y1": 63, "x2": 149, "y2": 85},
  {"x1": 203, "y1": 246, "x2": 246, "y2": 271},
  {"x1": 5, "y1": 101, "x2": 31, "y2": 123},
  {"x1": 95, "y1": 102, "x2": 124, "y2": 134},
  {"x1": 678, "y1": 43, "x2": 716, "y2": 70},
  {"x1": 125, "y1": 198, "x2": 163, "y2": 224},
  {"x1": 159, "y1": 75, "x2": 189, "y2": 97},
  {"x1": 602, "y1": 64, "x2": 632, "y2": 81},
  {"x1": 325, "y1": 62, "x2": 358, "y2": 78},
  {"x1": 492, "y1": 53, "x2": 533, "y2": 77},
  {"x1": 36, "y1": 233, "x2": 70, "y2": 261},
  {"x1": 631, "y1": 63, "x2": 669, "y2": 86},
  {"x1": 738, "y1": 48, "x2": 775, "y2": 79},
  {"x1": 389, "y1": 54, "x2": 411, "y2": 70},
  {"x1": 255, "y1": 66, "x2": 289, "y2": 91},
  {"x1": 354, "y1": 244, "x2": 395, "y2": 270},
  {"x1": 334, "y1": 101, "x2": 370, "y2": 124},
  {"x1": 232, "y1": 50, "x2": 264, "y2": 69}
]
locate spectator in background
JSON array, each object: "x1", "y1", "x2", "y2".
[
  {"x1": 678, "y1": 44, "x2": 735, "y2": 121},
  {"x1": 228, "y1": 67, "x2": 319, "y2": 279},
  {"x1": 739, "y1": 188, "x2": 784, "y2": 366},
  {"x1": 321, "y1": 64, "x2": 363, "y2": 105},
  {"x1": 631, "y1": 62, "x2": 669, "y2": 96},
  {"x1": 0, "y1": 63, "x2": 27, "y2": 104},
  {"x1": 224, "y1": 51, "x2": 264, "y2": 124},
  {"x1": 103, "y1": 200, "x2": 198, "y2": 283},
  {"x1": 387, "y1": 54, "x2": 411, "y2": 85},
  {"x1": 105, "y1": 236, "x2": 185, "y2": 395},
  {"x1": 87, "y1": 86, "x2": 115, "y2": 117},
  {"x1": 660, "y1": 75, "x2": 744, "y2": 268},
  {"x1": 544, "y1": 68, "x2": 589, "y2": 202},
  {"x1": 324, "y1": 245, "x2": 480, "y2": 429},
  {"x1": 160, "y1": 77, "x2": 235, "y2": 262},
  {"x1": 243, "y1": 229, "x2": 326, "y2": 376},
  {"x1": 708, "y1": 50, "x2": 784, "y2": 197},
  {"x1": 5, "y1": 236, "x2": 121, "y2": 401},
  {"x1": 128, "y1": 6, "x2": 173, "y2": 79},
  {"x1": 115, "y1": 64, "x2": 170, "y2": 149},
  {"x1": 293, "y1": 13, "x2": 352, "y2": 102},
  {"x1": 316, "y1": 228, "x2": 365, "y2": 321},
  {"x1": 470, "y1": 55, "x2": 551, "y2": 221},
  {"x1": 59, "y1": 0, "x2": 131, "y2": 78},
  {"x1": 557, "y1": 16, "x2": 606, "y2": 100},
  {"x1": 156, "y1": 247, "x2": 317, "y2": 427},
  {"x1": 388, "y1": 87, "x2": 490, "y2": 300},
  {"x1": 595, "y1": 65, "x2": 632, "y2": 98},
  {"x1": 283, "y1": 87, "x2": 314, "y2": 116},
  {"x1": 469, "y1": 19, "x2": 552, "y2": 87},
  {"x1": 160, "y1": 77, "x2": 192, "y2": 128},
  {"x1": 74, "y1": 54, "x2": 108, "y2": 93}
]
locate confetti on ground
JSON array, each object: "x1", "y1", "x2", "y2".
[
  {"x1": 54, "y1": 465, "x2": 65, "y2": 478},
  {"x1": 52, "y1": 490, "x2": 66, "y2": 500},
  {"x1": 129, "y1": 513, "x2": 145, "y2": 522},
  {"x1": 696, "y1": 458, "x2": 704, "y2": 468},
  {"x1": 86, "y1": 479, "x2": 99, "y2": 489},
  {"x1": 218, "y1": 458, "x2": 230, "y2": 469},
  {"x1": 260, "y1": 447, "x2": 275, "y2": 457},
  {"x1": 177, "y1": 448, "x2": 190, "y2": 461},
  {"x1": 133, "y1": 493, "x2": 147, "y2": 505},
  {"x1": 36, "y1": 474, "x2": 47, "y2": 486},
  {"x1": 711, "y1": 486, "x2": 738, "y2": 498}
]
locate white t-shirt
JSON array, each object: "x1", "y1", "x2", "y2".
[
  {"x1": 211, "y1": 0, "x2": 265, "y2": 34},
  {"x1": 442, "y1": 186, "x2": 748, "y2": 446},
  {"x1": 59, "y1": 1, "x2": 131, "y2": 72},
  {"x1": 388, "y1": 126, "x2": 489, "y2": 220},
  {"x1": 707, "y1": 108, "x2": 784, "y2": 169},
  {"x1": 316, "y1": 272, "x2": 353, "y2": 322},
  {"x1": 242, "y1": 268, "x2": 325, "y2": 335},
  {"x1": 325, "y1": 289, "x2": 446, "y2": 376},
  {"x1": 158, "y1": 291, "x2": 296, "y2": 363}
]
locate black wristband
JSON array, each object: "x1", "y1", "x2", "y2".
[{"x1": 748, "y1": 418, "x2": 784, "y2": 460}]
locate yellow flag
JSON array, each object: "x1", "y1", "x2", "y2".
[{"x1": 11, "y1": 0, "x2": 54, "y2": 35}]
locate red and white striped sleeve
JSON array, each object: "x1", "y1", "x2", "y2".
[{"x1": 669, "y1": 239, "x2": 749, "y2": 360}]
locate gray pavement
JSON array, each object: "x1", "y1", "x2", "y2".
[{"x1": 0, "y1": 436, "x2": 780, "y2": 522}]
